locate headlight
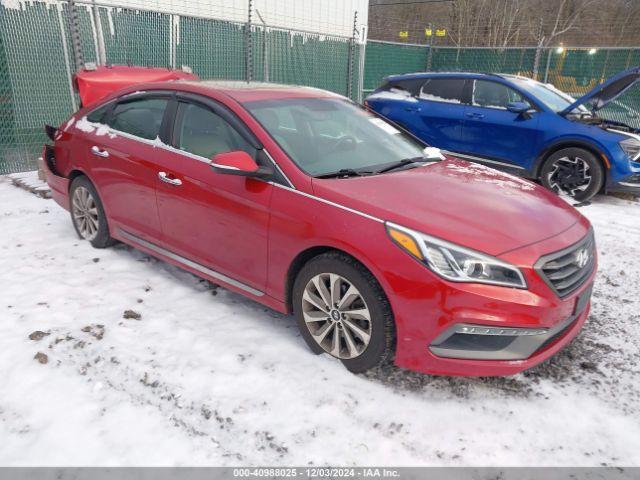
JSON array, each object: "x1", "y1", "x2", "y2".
[
  {"x1": 386, "y1": 222, "x2": 526, "y2": 288},
  {"x1": 620, "y1": 138, "x2": 640, "y2": 161}
]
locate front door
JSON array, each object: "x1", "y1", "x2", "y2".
[
  {"x1": 460, "y1": 79, "x2": 542, "y2": 170},
  {"x1": 154, "y1": 99, "x2": 273, "y2": 293},
  {"x1": 411, "y1": 77, "x2": 468, "y2": 151}
]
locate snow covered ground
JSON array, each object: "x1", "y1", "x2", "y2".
[{"x1": 0, "y1": 175, "x2": 639, "y2": 467}]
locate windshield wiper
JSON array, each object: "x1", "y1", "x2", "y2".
[
  {"x1": 315, "y1": 168, "x2": 374, "y2": 179},
  {"x1": 373, "y1": 157, "x2": 427, "y2": 174}
]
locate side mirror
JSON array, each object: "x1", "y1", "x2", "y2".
[
  {"x1": 211, "y1": 151, "x2": 273, "y2": 179},
  {"x1": 506, "y1": 101, "x2": 532, "y2": 114}
]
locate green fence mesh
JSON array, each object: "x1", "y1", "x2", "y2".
[
  {"x1": 177, "y1": 17, "x2": 246, "y2": 80},
  {"x1": 429, "y1": 47, "x2": 538, "y2": 77},
  {"x1": 0, "y1": 2, "x2": 77, "y2": 175},
  {"x1": 0, "y1": 0, "x2": 360, "y2": 175},
  {"x1": 101, "y1": 8, "x2": 172, "y2": 68},
  {"x1": 363, "y1": 40, "x2": 427, "y2": 94}
]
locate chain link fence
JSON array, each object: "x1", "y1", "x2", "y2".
[
  {"x1": 363, "y1": 40, "x2": 428, "y2": 95},
  {"x1": 363, "y1": 42, "x2": 640, "y2": 129},
  {"x1": 0, "y1": 0, "x2": 363, "y2": 174}
]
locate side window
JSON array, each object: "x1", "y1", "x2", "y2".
[
  {"x1": 176, "y1": 103, "x2": 256, "y2": 159},
  {"x1": 109, "y1": 98, "x2": 168, "y2": 140},
  {"x1": 86, "y1": 102, "x2": 111, "y2": 123},
  {"x1": 386, "y1": 78, "x2": 426, "y2": 97},
  {"x1": 473, "y1": 80, "x2": 525, "y2": 109},
  {"x1": 419, "y1": 78, "x2": 465, "y2": 104}
]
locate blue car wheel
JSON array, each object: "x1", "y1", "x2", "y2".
[{"x1": 540, "y1": 148, "x2": 605, "y2": 202}]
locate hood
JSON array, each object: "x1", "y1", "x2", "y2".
[
  {"x1": 74, "y1": 65, "x2": 198, "y2": 108},
  {"x1": 312, "y1": 158, "x2": 581, "y2": 257},
  {"x1": 560, "y1": 66, "x2": 640, "y2": 115}
]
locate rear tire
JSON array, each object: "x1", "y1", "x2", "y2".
[
  {"x1": 540, "y1": 148, "x2": 604, "y2": 202},
  {"x1": 292, "y1": 252, "x2": 395, "y2": 373},
  {"x1": 69, "y1": 176, "x2": 115, "y2": 249}
]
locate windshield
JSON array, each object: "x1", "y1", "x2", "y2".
[
  {"x1": 509, "y1": 77, "x2": 590, "y2": 114},
  {"x1": 244, "y1": 97, "x2": 430, "y2": 176}
]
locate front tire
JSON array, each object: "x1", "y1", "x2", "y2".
[
  {"x1": 540, "y1": 148, "x2": 604, "y2": 202},
  {"x1": 69, "y1": 176, "x2": 115, "y2": 248},
  {"x1": 292, "y1": 252, "x2": 395, "y2": 373}
]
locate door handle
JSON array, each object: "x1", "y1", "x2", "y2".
[
  {"x1": 404, "y1": 106, "x2": 421, "y2": 112},
  {"x1": 90, "y1": 145, "x2": 109, "y2": 158},
  {"x1": 465, "y1": 112, "x2": 485, "y2": 119},
  {"x1": 158, "y1": 171, "x2": 182, "y2": 186}
]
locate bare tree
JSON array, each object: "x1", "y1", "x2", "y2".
[
  {"x1": 368, "y1": 0, "x2": 639, "y2": 47},
  {"x1": 531, "y1": 0, "x2": 597, "y2": 47}
]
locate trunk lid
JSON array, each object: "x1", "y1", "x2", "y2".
[{"x1": 75, "y1": 65, "x2": 198, "y2": 108}]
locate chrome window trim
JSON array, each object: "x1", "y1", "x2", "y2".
[
  {"x1": 119, "y1": 229, "x2": 264, "y2": 297},
  {"x1": 104, "y1": 126, "x2": 297, "y2": 189},
  {"x1": 105, "y1": 129, "x2": 376, "y2": 223},
  {"x1": 262, "y1": 149, "x2": 295, "y2": 189},
  {"x1": 96, "y1": 125, "x2": 380, "y2": 224}
]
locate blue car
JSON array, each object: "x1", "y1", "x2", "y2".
[{"x1": 365, "y1": 68, "x2": 640, "y2": 201}]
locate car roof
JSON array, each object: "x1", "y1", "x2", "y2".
[
  {"x1": 111, "y1": 79, "x2": 344, "y2": 104},
  {"x1": 386, "y1": 71, "x2": 509, "y2": 81}
]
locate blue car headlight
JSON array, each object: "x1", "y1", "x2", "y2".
[{"x1": 619, "y1": 137, "x2": 640, "y2": 161}]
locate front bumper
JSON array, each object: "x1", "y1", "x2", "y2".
[
  {"x1": 608, "y1": 173, "x2": 640, "y2": 194},
  {"x1": 607, "y1": 154, "x2": 640, "y2": 194},
  {"x1": 429, "y1": 290, "x2": 588, "y2": 361},
  {"x1": 385, "y1": 219, "x2": 595, "y2": 377},
  {"x1": 401, "y1": 302, "x2": 590, "y2": 377}
]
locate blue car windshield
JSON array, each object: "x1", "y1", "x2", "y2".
[{"x1": 510, "y1": 77, "x2": 590, "y2": 114}]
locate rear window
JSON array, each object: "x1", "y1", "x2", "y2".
[
  {"x1": 382, "y1": 78, "x2": 425, "y2": 96},
  {"x1": 86, "y1": 103, "x2": 111, "y2": 123},
  {"x1": 109, "y1": 98, "x2": 168, "y2": 140},
  {"x1": 419, "y1": 78, "x2": 465, "y2": 104}
]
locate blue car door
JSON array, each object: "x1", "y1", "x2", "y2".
[
  {"x1": 394, "y1": 77, "x2": 468, "y2": 152},
  {"x1": 460, "y1": 79, "x2": 543, "y2": 172}
]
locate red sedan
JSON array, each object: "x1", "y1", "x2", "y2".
[{"x1": 43, "y1": 71, "x2": 596, "y2": 376}]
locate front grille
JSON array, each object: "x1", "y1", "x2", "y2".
[{"x1": 535, "y1": 229, "x2": 596, "y2": 298}]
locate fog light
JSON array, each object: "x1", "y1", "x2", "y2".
[{"x1": 454, "y1": 325, "x2": 547, "y2": 336}]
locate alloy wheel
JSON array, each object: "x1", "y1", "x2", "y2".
[
  {"x1": 302, "y1": 273, "x2": 372, "y2": 359},
  {"x1": 547, "y1": 156, "x2": 592, "y2": 197},
  {"x1": 72, "y1": 186, "x2": 99, "y2": 241}
]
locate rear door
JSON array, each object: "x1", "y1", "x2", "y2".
[
  {"x1": 153, "y1": 96, "x2": 274, "y2": 293},
  {"x1": 460, "y1": 79, "x2": 543, "y2": 170},
  {"x1": 407, "y1": 77, "x2": 468, "y2": 151},
  {"x1": 82, "y1": 94, "x2": 169, "y2": 242}
]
